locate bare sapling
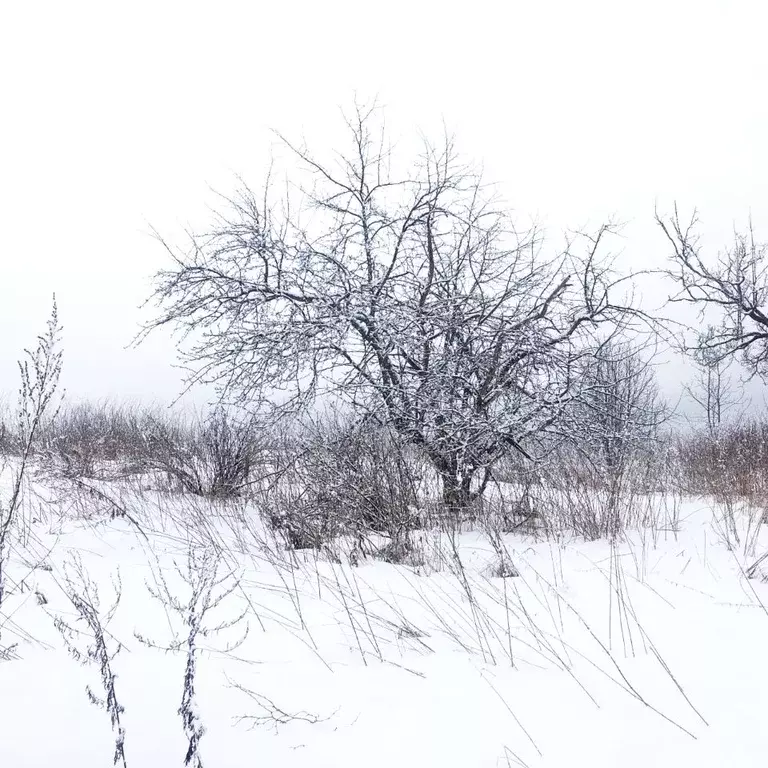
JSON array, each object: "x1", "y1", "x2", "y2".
[
  {"x1": 51, "y1": 554, "x2": 128, "y2": 768},
  {"x1": 136, "y1": 545, "x2": 248, "y2": 768}
]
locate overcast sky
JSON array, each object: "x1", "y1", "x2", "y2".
[{"x1": 2, "y1": 0, "x2": 767, "y2": 411}]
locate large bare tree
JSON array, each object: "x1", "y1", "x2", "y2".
[{"x1": 142, "y1": 106, "x2": 637, "y2": 509}]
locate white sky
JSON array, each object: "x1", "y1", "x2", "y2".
[{"x1": 1, "y1": 0, "x2": 767, "y2": 410}]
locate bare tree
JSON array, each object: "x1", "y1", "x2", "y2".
[
  {"x1": 575, "y1": 340, "x2": 668, "y2": 473},
  {"x1": 685, "y1": 326, "x2": 741, "y2": 433},
  {"x1": 528, "y1": 341, "x2": 669, "y2": 539},
  {"x1": 142, "y1": 105, "x2": 638, "y2": 511},
  {"x1": 658, "y1": 206, "x2": 768, "y2": 377},
  {"x1": 659, "y1": 208, "x2": 768, "y2": 574}
]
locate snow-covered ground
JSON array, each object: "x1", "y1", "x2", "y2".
[{"x1": 2, "y1": 474, "x2": 768, "y2": 767}]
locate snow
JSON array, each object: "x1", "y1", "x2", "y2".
[{"x1": 2, "y1": 477, "x2": 768, "y2": 767}]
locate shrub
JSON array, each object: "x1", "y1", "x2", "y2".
[
  {"x1": 138, "y1": 408, "x2": 264, "y2": 498},
  {"x1": 677, "y1": 419, "x2": 768, "y2": 499},
  {"x1": 40, "y1": 400, "x2": 149, "y2": 478},
  {"x1": 264, "y1": 413, "x2": 428, "y2": 557}
]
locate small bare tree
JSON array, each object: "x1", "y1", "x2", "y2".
[
  {"x1": 142, "y1": 105, "x2": 639, "y2": 513},
  {"x1": 657, "y1": 206, "x2": 768, "y2": 376},
  {"x1": 685, "y1": 326, "x2": 741, "y2": 433},
  {"x1": 575, "y1": 340, "x2": 667, "y2": 473},
  {"x1": 658, "y1": 208, "x2": 768, "y2": 572},
  {"x1": 534, "y1": 341, "x2": 668, "y2": 538}
]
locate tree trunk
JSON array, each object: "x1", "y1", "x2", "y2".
[{"x1": 440, "y1": 467, "x2": 475, "y2": 517}]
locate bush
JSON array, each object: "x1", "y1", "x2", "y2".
[
  {"x1": 138, "y1": 408, "x2": 264, "y2": 498},
  {"x1": 264, "y1": 413, "x2": 428, "y2": 557},
  {"x1": 36, "y1": 401, "x2": 266, "y2": 500},
  {"x1": 0, "y1": 402, "x2": 13, "y2": 456},
  {"x1": 678, "y1": 419, "x2": 768, "y2": 499},
  {"x1": 40, "y1": 400, "x2": 149, "y2": 478},
  {"x1": 490, "y1": 433, "x2": 670, "y2": 540}
]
